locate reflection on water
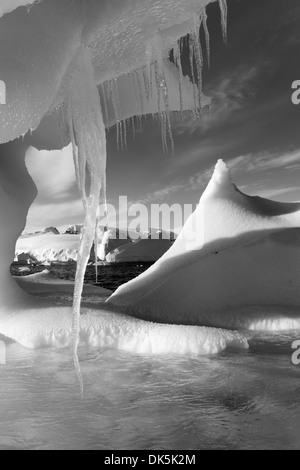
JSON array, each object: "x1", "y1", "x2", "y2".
[{"x1": 0, "y1": 326, "x2": 300, "y2": 450}]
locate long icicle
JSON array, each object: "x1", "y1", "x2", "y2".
[
  {"x1": 64, "y1": 46, "x2": 107, "y2": 396},
  {"x1": 201, "y1": 8, "x2": 211, "y2": 68},
  {"x1": 218, "y1": 0, "x2": 228, "y2": 44}
]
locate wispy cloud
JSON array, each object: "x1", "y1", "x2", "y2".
[
  {"x1": 174, "y1": 64, "x2": 262, "y2": 136},
  {"x1": 227, "y1": 149, "x2": 300, "y2": 174}
]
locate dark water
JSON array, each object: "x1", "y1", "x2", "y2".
[
  {"x1": 10, "y1": 262, "x2": 154, "y2": 292},
  {"x1": 1, "y1": 330, "x2": 300, "y2": 450}
]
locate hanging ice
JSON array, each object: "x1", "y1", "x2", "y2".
[
  {"x1": 0, "y1": 0, "x2": 229, "y2": 377},
  {"x1": 63, "y1": 46, "x2": 107, "y2": 391},
  {"x1": 0, "y1": 0, "x2": 227, "y2": 146}
]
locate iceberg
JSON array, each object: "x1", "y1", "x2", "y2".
[
  {"x1": 98, "y1": 228, "x2": 134, "y2": 261},
  {"x1": 108, "y1": 160, "x2": 300, "y2": 331},
  {"x1": 0, "y1": 0, "x2": 269, "y2": 359},
  {"x1": 106, "y1": 238, "x2": 174, "y2": 263}
]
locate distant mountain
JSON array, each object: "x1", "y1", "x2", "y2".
[{"x1": 16, "y1": 233, "x2": 79, "y2": 264}]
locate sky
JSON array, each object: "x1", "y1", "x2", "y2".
[{"x1": 25, "y1": 0, "x2": 300, "y2": 233}]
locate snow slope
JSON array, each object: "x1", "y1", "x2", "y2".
[{"x1": 108, "y1": 160, "x2": 300, "y2": 331}]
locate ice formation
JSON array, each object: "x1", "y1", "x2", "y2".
[
  {"x1": 0, "y1": 0, "x2": 230, "y2": 366},
  {"x1": 108, "y1": 160, "x2": 300, "y2": 331},
  {"x1": 0, "y1": 271, "x2": 248, "y2": 354},
  {"x1": 0, "y1": 0, "x2": 226, "y2": 144},
  {"x1": 0, "y1": 163, "x2": 249, "y2": 359},
  {"x1": 62, "y1": 46, "x2": 107, "y2": 386}
]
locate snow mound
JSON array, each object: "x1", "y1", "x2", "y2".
[{"x1": 107, "y1": 160, "x2": 300, "y2": 331}]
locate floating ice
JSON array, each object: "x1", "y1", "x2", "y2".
[
  {"x1": 0, "y1": 301, "x2": 249, "y2": 355},
  {"x1": 62, "y1": 46, "x2": 107, "y2": 389}
]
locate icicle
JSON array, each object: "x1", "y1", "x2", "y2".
[
  {"x1": 109, "y1": 78, "x2": 122, "y2": 128},
  {"x1": 100, "y1": 83, "x2": 109, "y2": 127},
  {"x1": 201, "y1": 8, "x2": 210, "y2": 68},
  {"x1": 218, "y1": 0, "x2": 228, "y2": 44},
  {"x1": 191, "y1": 15, "x2": 204, "y2": 113},
  {"x1": 142, "y1": 64, "x2": 152, "y2": 101},
  {"x1": 116, "y1": 121, "x2": 120, "y2": 150},
  {"x1": 63, "y1": 46, "x2": 107, "y2": 395},
  {"x1": 94, "y1": 224, "x2": 99, "y2": 284},
  {"x1": 160, "y1": 112, "x2": 168, "y2": 154},
  {"x1": 137, "y1": 114, "x2": 142, "y2": 132},
  {"x1": 173, "y1": 41, "x2": 184, "y2": 115},
  {"x1": 134, "y1": 69, "x2": 144, "y2": 114},
  {"x1": 154, "y1": 56, "x2": 174, "y2": 156},
  {"x1": 122, "y1": 119, "x2": 127, "y2": 148},
  {"x1": 131, "y1": 116, "x2": 136, "y2": 140},
  {"x1": 188, "y1": 34, "x2": 198, "y2": 111},
  {"x1": 154, "y1": 61, "x2": 162, "y2": 114}
]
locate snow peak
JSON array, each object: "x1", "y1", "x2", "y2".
[{"x1": 104, "y1": 455, "x2": 138, "y2": 468}]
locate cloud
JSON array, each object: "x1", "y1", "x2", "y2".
[
  {"x1": 136, "y1": 182, "x2": 186, "y2": 204},
  {"x1": 26, "y1": 199, "x2": 84, "y2": 232},
  {"x1": 174, "y1": 64, "x2": 262, "y2": 136},
  {"x1": 25, "y1": 144, "x2": 83, "y2": 231},
  {"x1": 227, "y1": 149, "x2": 300, "y2": 174},
  {"x1": 149, "y1": 148, "x2": 300, "y2": 204},
  {"x1": 25, "y1": 144, "x2": 77, "y2": 202}
]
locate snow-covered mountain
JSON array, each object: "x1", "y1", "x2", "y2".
[{"x1": 15, "y1": 233, "x2": 79, "y2": 264}]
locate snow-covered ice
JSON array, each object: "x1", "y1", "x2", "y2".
[{"x1": 108, "y1": 160, "x2": 300, "y2": 331}]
